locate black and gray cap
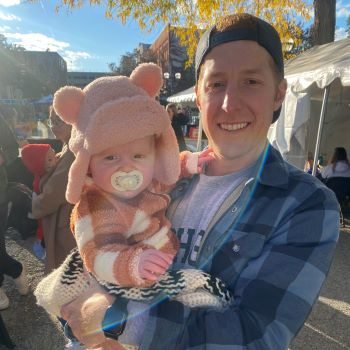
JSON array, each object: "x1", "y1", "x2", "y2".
[{"x1": 195, "y1": 14, "x2": 284, "y2": 123}]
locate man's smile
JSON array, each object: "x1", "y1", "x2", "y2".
[{"x1": 218, "y1": 122, "x2": 249, "y2": 131}]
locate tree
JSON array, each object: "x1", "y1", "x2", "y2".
[
  {"x1": 51, "y1": 0, "x2": 311, "y2": 65},
  {"x1": 108, "y1": 46, "x2": 156, "y2": 76},
  {"x1": 346, "y1": 15, "x2": 350, "y2": 37},
  {"x1": 0, "y1": 34, "x2": 25, "y2": 52},
  {"x1": 0, "y1": 34, "x2": 25, "y2": 96},
  {"x1": 312, "y1": 0, "x2": 336, "y2": 45},
  {"x1": 110, "y1": 51, "x2": 137, "y2": 76}
]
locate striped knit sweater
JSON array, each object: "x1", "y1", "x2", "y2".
[{"x1": 71, "y1": 151, "x2": 197, "y2": 288}]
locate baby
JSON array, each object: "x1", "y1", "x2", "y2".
[
  {"x1": 21, "y1": 143, "x2": 57, "y2": 259},
  {"x1": 54, "y1": 63, "x2": 210, "y2": 289}
]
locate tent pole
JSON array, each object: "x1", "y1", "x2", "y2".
[
  {"x1": 312, "y1": 85, "x2": 330, "y2": 176},
  {"x1": 196, "y1": 114, "x2": 203, "y2": 151}
]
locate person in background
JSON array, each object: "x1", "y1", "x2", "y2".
[
  {"x1": 31, "y1": 106, "x2": 76, "y2": 274},
  {"x1": 166, "y1": 103, "x2": 189, "y2": 151},
  {"x1": 60, "y1": 13, "x2": 339, "y2": 350},
  {"x1": 31, "y1": 107, "x2": 79, "y2": 349},
  {"x1": 0, "y1": 113, "x2": 29, "y2": 310},
  {"x1": 321, "y1": 147, "x2": 350, "y2": 180},
  {"x1": 21, "y1": 144, "x2": 58, "y2": 260}
]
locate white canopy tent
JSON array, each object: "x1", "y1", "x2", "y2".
[
  {"x1": 167, "y1": 86, "x2": 196, "y2": 106},
  {"x1": 268, "y1": 37, "x2": 350, "y2": 172}
]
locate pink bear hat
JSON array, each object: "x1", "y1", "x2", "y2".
[{"x1": 53, "y1": 63, "x2": 180, "y2": 204}]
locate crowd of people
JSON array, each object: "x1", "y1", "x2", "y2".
[{"x1": 0, "y1": 12, "x2": 343, "y2": 350}]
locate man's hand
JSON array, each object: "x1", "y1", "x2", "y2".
[
  {"x1": 61, "y1": 284, "x2": 115, "y2": 348},
  {"x1": 138, "y1": 249, "x2": 174, "y2": 281}
]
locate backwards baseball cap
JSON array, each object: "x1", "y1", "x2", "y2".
[{"x1": 195, "y1": 13, "x2": 284, "y2": 123}]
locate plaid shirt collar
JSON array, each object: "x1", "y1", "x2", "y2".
[{"x1": 254, "y1": 144, "x2": 290, "y2": 190}]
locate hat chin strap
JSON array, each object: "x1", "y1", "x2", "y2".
[{"x1": 110, "y1": 170, "x2": 143, "y2": 192}]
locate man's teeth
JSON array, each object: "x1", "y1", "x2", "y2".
[{"x1": 220, "y1": 123, "x2": 248, "y2": 131}]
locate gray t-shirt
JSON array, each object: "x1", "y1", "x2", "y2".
[{"x1": 172, "y1": 166, "x2": 252, "y2": 269}]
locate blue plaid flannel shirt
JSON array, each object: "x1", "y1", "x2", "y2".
[{"x1": 137, "y1": 145, "x2": 339, "y2": 350}]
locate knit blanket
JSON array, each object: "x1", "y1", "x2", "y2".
[{"x1": 35, "y1": 249, "x2": 234, "y2": 317}]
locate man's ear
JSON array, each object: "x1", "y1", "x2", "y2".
[
  {"x1": 195, "y1": 84, "x2": 202, "y2": 111},
  {"x1": 274, "y1": 78, "x2": 287, "y2": 111}
]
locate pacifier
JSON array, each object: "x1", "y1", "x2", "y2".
[{"x1": 110, "y1": 170, "x2": 143, "y2": 192}]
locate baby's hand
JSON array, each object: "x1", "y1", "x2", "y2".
[
  {"x1": 138, "y1": 249, "x2": 174, "y2": 281},
  {"x1": 197, "y1": 148, "x2": 214, "y2": 173}
]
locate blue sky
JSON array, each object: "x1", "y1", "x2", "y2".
[{"x1": 1, "y1": 0, "x2": 349, "y2": 73}]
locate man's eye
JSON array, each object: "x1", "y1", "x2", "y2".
[
  {"x1": 208, "y1": 81, "x2": 224, "y2": 90},
  {"x1": 105, "y1": 155, "x2": 119, "y2": 161},
  {"x1": 246, "y1": 79, "x2": 261, "y2": 85},
  {"x1": 134, "y1": 154, "x2": 145, "y2": 159}
]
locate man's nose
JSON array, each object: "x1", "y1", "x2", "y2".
[{"x1": 221, "y1": 84, "x2": 242, "y2": 113}]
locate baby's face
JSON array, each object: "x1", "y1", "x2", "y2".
[
  {"x1": 44, "y1": 147, "x2": 57, "y2": 172},
  {"x1": 90, "y1": 135, "x2": 156, "y2": 199}
]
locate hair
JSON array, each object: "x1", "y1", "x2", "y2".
[
  {"x1": 166, "y1": 103, "x2": 177, "y2": 116},
  {"x1": 49, "y1": 105, "x2": 57, "y2": 119},
  {"x1": 331, "y1": 147, "x2": 349, "y2": 171},
  {"x1": 197, "y1": 13, "x2": 284, "y2": 85},
  {"x1": 49, "y1": 105, "x2": 67, "y2": 124}
]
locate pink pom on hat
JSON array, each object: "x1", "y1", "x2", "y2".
[{"x1": 52, "y1": 63, "x2": 180, "y2": 204}]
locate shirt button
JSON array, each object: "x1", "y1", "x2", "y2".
[
  {"x1": 232, "y1": 244, "x2": 240, "y2": 252},
  {"x1": 231, "y1": 207, "x2": 238, "y2": 213}
]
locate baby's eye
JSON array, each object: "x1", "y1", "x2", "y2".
[
  {"x1": 105, "y1": 155, "x2": 119, "y2": 161},
  {"x1": 134, "y1": 154, "x2": 145, "y2": 159}
]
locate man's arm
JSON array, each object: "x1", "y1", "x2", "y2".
[
  {"x1": 144, "y1": 185, "x2": 339, "y2": 349},
  {"x1": 61, "y1": 283, "x2": 116, "y2": 348}
]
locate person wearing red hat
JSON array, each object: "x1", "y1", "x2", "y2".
[{"x1": 21, "y1": 144, "x2": 58, "y2": 260}]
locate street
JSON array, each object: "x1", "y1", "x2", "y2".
[{"x1": 1, "y1": 225, "x2": 350, "y2": 350}]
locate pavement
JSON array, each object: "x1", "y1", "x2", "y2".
[{"x1": 1, "y1": 223, "x2": 350, "y2": 350}]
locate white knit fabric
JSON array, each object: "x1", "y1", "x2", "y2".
[
  {"x1": 34, "y1": 249, "x2": 234, "y2": 319},
  {"x1": 34, "y1": 249, "x2": 93, "y2": 316}
]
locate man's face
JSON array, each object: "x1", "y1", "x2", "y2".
[{"x1": 196, "y1": 40, "x2": 287, "y2": 171}]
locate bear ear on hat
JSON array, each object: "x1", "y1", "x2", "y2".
[
  {"x1": 130, "y1": 63, "x2": 163, "y2": 98},
  {"x1": 53, "y1": 86, "x2": 85, "y2": 125}
]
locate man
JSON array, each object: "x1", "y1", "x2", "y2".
[
  {"x1": 61, "y1": 13, "x2": 339, "y2": 349},
  {"x1": 0, "y1": 112, "x2": 29, "y2": 310}
]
